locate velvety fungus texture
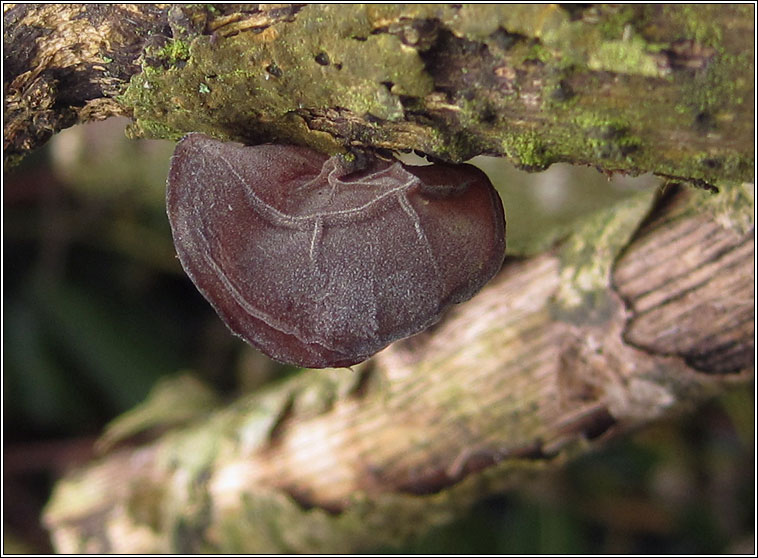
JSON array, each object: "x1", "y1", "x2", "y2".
[{"x1": 167, "y1": 133, "x2": 505, "y2": 368}]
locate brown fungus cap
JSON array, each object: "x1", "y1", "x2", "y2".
[{"x1": 167, "y1": 133, "x2": 505, "y2": 368}]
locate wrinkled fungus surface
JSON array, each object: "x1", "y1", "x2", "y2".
[{"x1": 167, "y1": 133, "x2": 505, "y2": 368}]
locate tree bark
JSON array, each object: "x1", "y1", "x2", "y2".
[
  {"x1": 4, "y1": 4, "x2": 754, "y2": 184},
  {"x1": 43, "y1": 182, "x2": 753, "y2": 553},
  {"x1": 4, "y1": 3, "x2": 753, "y2": 553}
]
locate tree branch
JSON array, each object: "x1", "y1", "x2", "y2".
[
  {"x1": 43, "y1": 183, "x2": 753, "y2": 553},
  {"x1": 3, "y1": 4, "x2": 167, "y2": 163},
  {"x1": 4, "y1": 4, "x2": 754, "y2": 186}
]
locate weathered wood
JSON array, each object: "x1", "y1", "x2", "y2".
[
  {"x1": 4, "y1": 4, "x2": 754, "y2": 186},
  {"x1": 43, "y1": 182, "x2": 753, "y2": 553},
  {"x1": 3, "y1": 4, "x2": 167, "y2": 163}
]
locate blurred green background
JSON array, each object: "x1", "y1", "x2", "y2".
[{"x1": 3, "y1": 119, "x2": 754, "y2": 553}]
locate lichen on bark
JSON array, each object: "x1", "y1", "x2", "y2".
[{"x1": 117, "y1": 4, "x2": 753, "y2": 183}]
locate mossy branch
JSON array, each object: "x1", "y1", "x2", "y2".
[
  {"x1": 4, "y1": 4, "x2": 754, "y2": 184},
  {"x1": 43, "y1": 183, "x2": 753, "y2": 553}
]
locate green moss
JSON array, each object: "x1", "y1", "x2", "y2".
[
  {"x1": 552, "y1": 190, "x2": 656, "y2": 322},
  {"x1": 698, "y1": 180, "x2": 755, "y2": 236},
  {"x1": 117, "y1": 4, "x2": 752, "y2": 183},
  {"x1": 588, "y1": 35, "x2": 662, "y2": 76},
  {"x1": 423, "y1": 128, "x2": 482, "y2": 164},
  {"x1": 501, "y1": 130, "x2": 554, "y2": 170},
  {"x1": 156, "y1": 39, "x2": 191, "y2": 65},
  {"x1": 664, "y1": 4, "x2": 726, "y2": 45},
  {"x1": 526, "y1": 42, "x2": 553, "y2": 64},
  {"x1": 685, "y1": 50, "x2": 751, "y2": 118},
  {"x1": 122, "y1": 5, "x2": 434, "y2": 151},
  {"x1": 594, "y1": 5, "x2": 638, "y2": 39},
  {"x1": 572, "y1": 114, "x2": 642, "y2": 163}
]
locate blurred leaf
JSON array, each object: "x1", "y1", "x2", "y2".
[
  {"x1": 4, "y1": 299, "x2": 95, "y2": 430},
  {"x1": 98, "y1": 372, "x2": 220, "y2": 451},
  {"x1": 535, "y1": 505, "x2": 587, "y2": 553},
  {"x1": 717, "y1": 387, "x2": 755, "y2": 449},
  {"x1": 34, "y1": 280, "x2": 183, "y2": 411}
]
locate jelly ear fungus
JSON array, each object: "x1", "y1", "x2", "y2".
[{"x1": 166, "y1": 133, "x2": 505, "y2": 368}]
